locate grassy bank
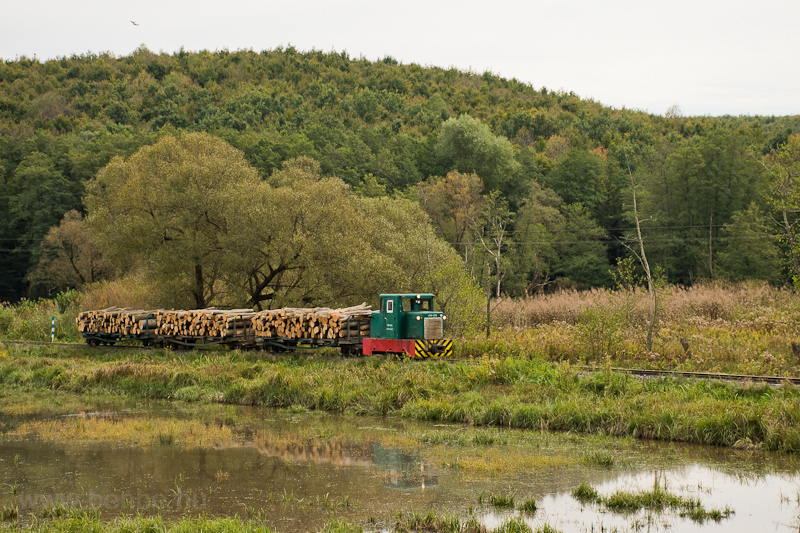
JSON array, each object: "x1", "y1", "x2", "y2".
[
  {"x1": 2, "y1": 343, "x2": 800, "y2": 452},
  {"x1": 0, "y1": 509, "x2": 567, "y2": 533}
]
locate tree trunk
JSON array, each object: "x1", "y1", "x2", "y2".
[
  {"x1": 485, "y1": 257, "x2": 491, "y2": 339},
  {"x1": 194, "y1": 264, "x2": 206, "y2": 309},
  {"x1": 782, "y1": 209, "x2": 800, "y2": 280},
  {"x1": 628, "y1": 160, "x2": 656, "y2": 352}
]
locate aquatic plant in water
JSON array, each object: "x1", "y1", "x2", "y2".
[{"x1": 571, "y1": 477, "x2": 733, "y2": 524}]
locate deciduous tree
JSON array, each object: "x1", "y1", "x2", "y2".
[
  {"x1": 716, "y1": 203, "x2": 782, "y2": 283},
  {"x1": 417, "y1": 170, "x2": 484, "y2": 264},
  {"x1": 29, "y1": 210, "x2": 115, "y2": 293},
  {"x1": 436, "y1": 114, "x2": 525, "y2": 204},
  {"x1": 85, "y1": 132, "x2": 262, "y2": 308},
  {"x1": 764, "y1": 134, "x2": 800, "y2": 285}
]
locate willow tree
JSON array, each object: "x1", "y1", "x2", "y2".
[
  {"x1": 223, "y1": 157, "x2": 370, "y2": 309},
  {"x1": 226, "y1": 157, "x2": 482, "y2": 322},
  {"x1": 85, "y1": 132, "x2": 262, "y2": 308}
]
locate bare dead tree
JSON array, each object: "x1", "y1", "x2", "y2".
[
  {"x1": 621, "y1": 154, "x2": 657, "y2": 352},
  {"x1": 474, "y1": 191, "x2": 513, "y2": 339}
]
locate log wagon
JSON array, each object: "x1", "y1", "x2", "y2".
[{"x1": 76, "y1": 293, "x2": 453, "y2": 358}]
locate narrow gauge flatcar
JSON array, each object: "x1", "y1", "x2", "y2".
[{"x1": 77, "y1": 293, "x2": 452, "y2": 358}]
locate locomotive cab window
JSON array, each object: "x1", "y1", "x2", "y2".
[
  {"x1": 386, "y1": 299, "x2": 394, "y2": 313},
  {"x1": 402, "y1": 297, "x2": 412, "y2": 312},
  {"x1": 420, "y1": 299, "x2": 432, "y2": 311}
]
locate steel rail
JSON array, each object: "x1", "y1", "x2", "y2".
[{"x1": 578, "y1": 366, "x2": 800, "y2": 386}]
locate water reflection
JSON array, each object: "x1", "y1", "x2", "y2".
[
  {"x1": 216, "y1": 436, "x2": 438, "y2": 490},
  {"x1": 374, "y1": 444, "x2": 438, "y2": 491},
  {"x1": 1, "y1": 400, "x2": 799, "y2": 532}
]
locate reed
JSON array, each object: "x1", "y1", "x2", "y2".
[{"x1": 473, "y1": 281, "x2": 800, "y2": 376}]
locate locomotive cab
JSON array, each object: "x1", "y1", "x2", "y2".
[{"x1": 364, "y1": 294, "x2": 453, "y2": 358}]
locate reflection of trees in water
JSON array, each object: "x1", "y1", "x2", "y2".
[
  {"x1": 214, "y1": 436, "x2": 376, "y2": 467},
  {"x1": 212, "y1": 438, "x2": 438, "y2": 490},
  {"x1": 373, "y1": 444, "x2": 438, "y2": 491}
]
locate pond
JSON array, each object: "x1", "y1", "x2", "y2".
[{"x1": 1, "y1": 395, "x2": 799, "y2": 532}]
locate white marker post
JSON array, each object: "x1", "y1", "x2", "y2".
[{"x1": 51, "y1": 316, "x2": 55, "y2": 343}]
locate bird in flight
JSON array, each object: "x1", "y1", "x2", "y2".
[{"x1": 131, "y1": 20, "x2": 139, "y2": 26}]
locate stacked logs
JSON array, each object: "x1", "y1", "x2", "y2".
[
  {"x1": 76, "y1": 307, "x2": 161, "y2": 337},
  {"x1": 252, "y1": 303, "x2": 372, "y2": 340},
  {"x1": 77, "y1": 307, "x2": 256, "y2": 339},
  {"x1": 78, "y1": 304, "x2": 372, "y2": 341},
  {"x1": 156, "y1": 309, "x2": 256, "y2": 338}
]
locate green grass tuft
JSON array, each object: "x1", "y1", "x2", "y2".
[
  {"x1": 581, "y1": 451, "x2": 615, "y2": 467},
  {"x1": 479, "y1": 490, "x2": 515, "y2": 509},
  {"x1": 572, "y1": 483, "x2": 600, "y2": 503},
  {"x1": 1, "y1": 505, "x2": 18, "y2": 521},
  {"x1": 494, "y1": 517, "x2": 532, "y2": 533},
  {"x1": 572, "y1": 478, "x2": 733, "y2": 524},
  {"x1": 519, "y1": 498, "x2": 538, "y2": 512}
]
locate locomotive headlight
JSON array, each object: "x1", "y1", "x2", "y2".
[
  {"x1": 443, "y1": 315, "x2": 447, "y2": 320},
  {"x1": 416, "y1": 316, "x2": 421, "y2": 321}
]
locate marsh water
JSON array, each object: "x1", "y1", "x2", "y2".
[{"x1": 1, "y1": 396, "x2": 799, "y2": 532}]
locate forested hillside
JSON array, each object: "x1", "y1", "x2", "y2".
[{"x1": 1, "y1": 46, "x2": 799, "y2": 305}]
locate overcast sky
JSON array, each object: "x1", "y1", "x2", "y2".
[{"x1": 2, "y1": 0, "x2": 798, "y2": 117}]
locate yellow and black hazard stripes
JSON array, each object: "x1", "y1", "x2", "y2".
[{"x1": 414, "y1": 339, "x2": 453, "y2": 358}]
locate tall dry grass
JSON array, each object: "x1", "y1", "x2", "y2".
[
  {"x1": 488, "y1": 281, "x2": 800, "y2": 375},
  {"x1": 0, "y1": 275, "x2": 165, "y2": 342},
  {"x1": 80, "y1": 275, "x2": 166, "y2": 311},
  {"x1": 493, "y1": 281, "x2": 800, "y2": 328}
]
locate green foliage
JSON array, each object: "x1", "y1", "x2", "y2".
[
  {"x1": 83, "y1": 138, "x2": 480, "y2": 324},
  {"x1": 546, "y1": 149, "x2": 606, "y2": 212},
  {"x1": 436, "y1": 114, "x2": 525, "y2": 203},
  {"x1": 1, "y1": 505, "x2": 18, "y2": 521},
  {"x1": 5, "y1": 340, "x2": 800, "y2": 452},
  {"x1": 576, "y1": 303, "x2": 626, "y2": 360},
  {"x1": 0, "y1": 292, "x2": 84, "y2": 342},
  {"x1": 580, "y1": 451, "x2": 615, "y2": 467},
  {"x1": 493, "y1": 517, "x2": 532, "y2": 533},
  {"x1": 572, "y1": 483, "x2": 600, "y2": 503},
  {"x1": 0, "y1": 48, "x2": 795, "y2": 303},
  {"x1": 557, "y1": 204, "x2": 610, "y2": 286},
  {"x1": 716, "y1": 203, "x2": 782, "y2": 283},
  {"x1": 86, "y1": 132, "x2": 263, "y2": 308},
  {"x1": 765, "y1": 133, "x2": 800, "y2": 285},
  {"x1": 29, "y1": 211, "x2": 115, "y2": 295},
  {"x1": 636, "y1": 130, "x2": 769, "y2": 284}
]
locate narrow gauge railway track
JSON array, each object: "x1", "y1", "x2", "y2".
[
  {"x1": 578, "y1": 366, "x2": 800, "y2": 386},
  {"x1": 4, "y1": 339, "x2": 800, "y2": 386},
  {"x1": 0, "y1": 339, "x2": 192, "y2": 352}
]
